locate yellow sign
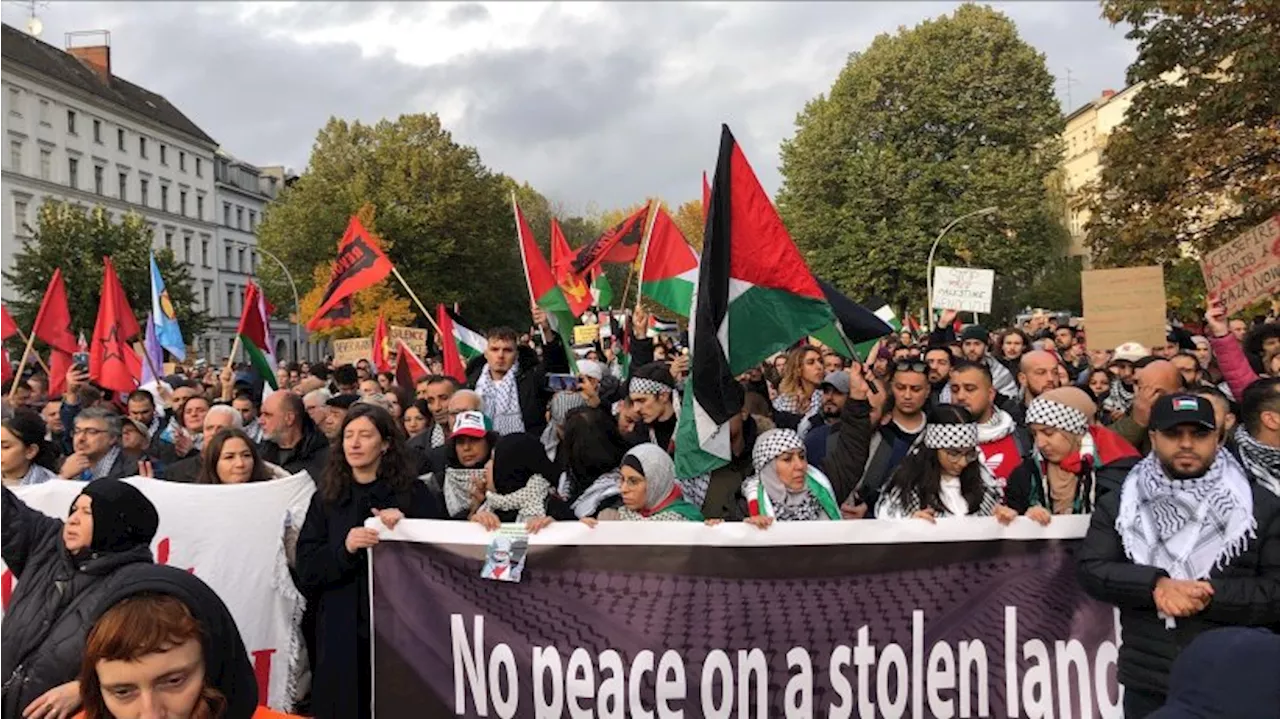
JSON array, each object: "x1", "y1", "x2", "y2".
[{"x1": 572, "y1": 325, "x2": 600, "y2": 345}]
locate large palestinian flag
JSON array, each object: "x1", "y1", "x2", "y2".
[
  {"x1": 237, "y1": 282, "x2": 278, "y2": 390},
  {"x1": 512, "y1": 194, "x2": 578, "y2": 373},
  {"x1": 675, "y1": 126, "x2": 836, "y2": 479},
  {"x1": 638, "y1": 206, "x2": 698, "y2": 318}
]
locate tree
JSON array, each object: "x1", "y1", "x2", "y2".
[
  {"x1": 777, "y1": 4, "x2": 1068, "y2": 318},
  {"x1": 257, "y1": 114, "x2": 533, "y2": 331},
  {"x1": 669, "y1": 199, "x2": 704, "y2": 250},
  {"x1": 297, "y1": 263, "x2": 415, "y2": 341},
  {"x1": 4, "y1": 200, "x2": 210, "y2": 345},
  {"x1": 1086, "y1": 0, "x2": 1279, "y2": 288}
]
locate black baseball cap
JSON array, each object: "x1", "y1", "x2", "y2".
[{"x1": 1150, "y1": 394, "x2": 1216, "y2": 432}]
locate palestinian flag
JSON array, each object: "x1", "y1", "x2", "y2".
[
  {"x1": 306, "y1": 216, "x2": 393, "y2": 331},
  {"x1": 237, "y1": 282, "x2": 278, "y2": 390},
  {"x1": 511, "y1": 193, "x2": 578, "y2": 373},
  {"x1": 639, "y1": 206, "x2": 698, "y2": 318},
  {"x1": 570, "y1": 203, "x2": 650, "y2": 276},
  {"x1": 591, "y1": 271, "x2": 614, "y2": 309},
  {"x1": 437, "y1": 304, "x2": 485, "y2": 384},
  {"x1": 675, "y1": 125, "x2": 836, "y2": 479},
  {"x1": 444, "y1": 306, "x2": 485, "y2": 362},
  {"x1": 810, "y1": 279, "x2": 895, "y2": 359},
  {"x1": 394, "y1": 338, "x2": 432, "y2": 390},
  {"x1": 854, "y1": 297, "x2": 900, "y2": 361},
  {"x1": 648, "y1": 317, "x2": 679, "y2": 337}
]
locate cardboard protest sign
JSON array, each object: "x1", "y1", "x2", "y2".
[
  {"x1": 332, "y1": 337, "x2": 372, "y2": 366},
  {"x1": 932, "y1": 267, "x2": 995, "y2": 314},
  {"x1": 572, "y1": 324, "x2": 600, "y2": 345},
  {"x1": 389, "y1": 325, "x2": 428, "y2": 356},
  {"x1": 1200, "y1": 215, "x2": 1280, "y2": 315},
  {"x1": 1081, "y1": 266, "x2": 1166, "y2": 351}
]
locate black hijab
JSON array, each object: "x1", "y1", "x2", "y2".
[
  {"x1": 491, "y1": 433, "x2": 556, "y2": 495},
  {"x1": 74, "y1": 479, "x2": 159, "y2": 554}
]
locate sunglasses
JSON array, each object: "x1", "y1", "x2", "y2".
[{"x1": 893, "y1": 361, "x2": 927, "y2": 374}]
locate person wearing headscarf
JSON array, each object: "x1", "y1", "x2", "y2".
[
  {"x1": 875, "y1": 404, "x2": 1015, "y2": 523},
  {"x1": 2, "y1": 408, "x2": 60, "y2": 487},
  {"x1": 471, "y1": 433, "x2": 573, "y2": 533},
  {"x1": 741, "y1": 429, "x2": 841, "y2": 526},
  {"x1": 1007, "y1": 386, "x2": 1141, "y2": 523},
  {"x1": 585, "y1": 444, "x2": 703, "y2": 523},
  {"x1": 2, "y1": 479, "x2": 158, "y2": 719},
  {"x1": 541, "y1": 390, "x2": 587, "y2": 459},
  {"x1": 555, "y1": 406, "x2": 628, "y2": 518},
  {"x1": 73, "y1": 564, "x2": 302, "y2": 719}
]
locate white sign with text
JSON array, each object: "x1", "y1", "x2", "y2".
[{"x1": 933, "y1": 266, "x2": 995, "y2": 314}]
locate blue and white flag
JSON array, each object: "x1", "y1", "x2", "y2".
[{"x1": 150, "y1": 252, "x2": 186, "y2": 359}]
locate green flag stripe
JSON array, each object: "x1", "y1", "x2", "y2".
[{"x1": 240, "y1": 335, "x2": 278, "y2": 390}]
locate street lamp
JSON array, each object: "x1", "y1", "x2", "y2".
[
  {"x1": 926, "y1": 206, "x2": 999, "y2": 323},
  {"x1": 247, "y1": 244, "x2": 303, "y2": 362}
]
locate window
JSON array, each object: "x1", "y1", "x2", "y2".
[
  {"x1": 201, "y1": 238, "x2": 209, "y2": 267},
  {"x1": 196, "y1": 195, "x2": 204, "y2": 220},
  {"x1": 117, "y1": 128, "x2": 125, "y2": 151},
  {"x1": 249, "y1": 250, "x2": 256, "y2": 274},
  {"x1": 183, "y1": 235, "x2": 191, "y2": 262},
  {"x1": 38, "y1": 99, "x2": 49, "y2": 125},
  {"x1": 236, "y1": 206, "x2": 243, "y2": 230},
  {"x1": 195, "y1": 157, "x2": 202, "y2": 177},
  {"x1": 223, "y1": 202, "x2": 231, "y2": 226},
  {"x1": 164, "y1": 230, "x2": 173, "y2": 251},
  {"x1": 227, "y1": 287, "x2": 235, "y2": 317},
  {"x1": 139, "y1": 136, "x2": 148, "y2": 158},
  {"x1": 118, "y1": 172, "x2": 127, "y2": 200},
  {"x1": 9, "y1": 140, "x2": 20, "y2": 171},
  {"x1": 179, "y1": 151, "x2": 185, "y2": 172},
  {"x1": 93, "y1": 119, "x2": 102, "y2": 143},
  {"x1": 159, "y1": 145, "x2": 167, "y2": 165},
  {"x1": 140, "y1": 178, "x2": 149, "y2": 206},
  {"x1": 13, "y1": 197, "x2": 28, "y2": 236},
  {"x1": 7, "y1": 87, "x2": 20, "y2": 116},
  {"x1": 66, "y1": 110, "x2": 76, "y2": 134},
  {"x1": 160, "y1": 185, "x2": 169, "y2": 212},
  {"x1": 67, "y1": 157, "x2": 78, "y2": 188},
  {"x1": 179, "y1": 189, "x2": 187, "y2": 216},
  {"x1": 238, "y1": 247, "x2": 246, "y2": 273},
  {"x1": 248, "y1": 210, "x2": 257, "y2": 231},
  {"x1": 202, "y1": 286, "x2": 210, "y2": 312},
  {"x1": 39, "y1": 148, "x2": 50, "y2": 180},
  {"x1": 94, "y1": 165, "x2": 104, "y2": 195},
  {"x1": 225, "y1": 246, "x2": 233, "y2": 271}
]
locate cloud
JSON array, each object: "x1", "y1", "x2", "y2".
[{"x1": 1, "y1": 1, "x2": 1135, "y2": 214}]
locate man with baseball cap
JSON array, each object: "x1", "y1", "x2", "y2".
[
  {"x1": 801, "y1": 370, "x2": 851, "y2": 471},
  {"x1": 1079, "y1": 393, "x2": 1280, "y2": 717}
]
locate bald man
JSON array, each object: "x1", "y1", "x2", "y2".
[
  {"x1": 1018, "y1": 350, "x2": 1063, "y2": 409},
  {"x1": 1112, "y1": 359, "x2": 1184, "y2": 455}
]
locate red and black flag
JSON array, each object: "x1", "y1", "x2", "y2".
[
  {"x1": 570, "y1": 203, "x2": 650, "y2": 276},
  {"x1": 306, "y1": 216, "x2": 393, "y2": 331}
]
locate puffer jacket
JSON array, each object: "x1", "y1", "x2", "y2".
[
  {"x1": 1076, "y1": 483, "x2": 1280, "y2": 697},
  {"x1": 1, "y1": 489, "x2": 153, "y2": 717}
]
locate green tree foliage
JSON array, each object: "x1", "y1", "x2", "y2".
[
  {"x1": 4, "y1": 201, "x2": 209, "y2": 343},
  {"x1": 777, "y1": 4, "x2": 1068, "y2": 318},
  {"x1": 1086, "y1": 1, "x2": 1279, "y2": 310},
  {"x1": 257, "y1": 114, "x2": 532, "y2": 330}
]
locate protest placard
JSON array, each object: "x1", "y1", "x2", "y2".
[
  {"x1": 389, "y1": 325, "x2": 428, "y2": 356},
  {"x1": 332, "y1": 337, "x2": 372, "y2": 365},
  {"x1": 572, "y1": 324, "x2": 600, "y2": 345},
  {"x1": 1081, "y1": 265, "x2": 1166, "y2": 351},
  {"x1": 932, "y1": 267, "x2": 995, "y2": 314},
  {"x1": 1200, "y1": 214, "x2": 1280, "y2": 315}
]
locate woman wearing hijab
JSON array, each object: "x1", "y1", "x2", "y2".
[
  {"x1": 742, "y1": 429, "x2": 841, "y2": 527},
  {"x1": 74, "y1": 564, "x2": 299, "y2": 719},
  {"x1": 541, "y1": 391, "x2": 587, "y2": 460},
  {"x1": 2, "y1": 408, "x2": 60, "y2": 487},
  {"x1": 876, "y1": 404, "x2": 1017, "y2": 523},
  {"x1": 1006, "y1": 386, "x2": 1141, "y2": 524},
  {"x1": 2, "y1": 480, "x2": 159, "y2": 719},
  {"x1": 556, "y1": 406, "x2": 628, "y2": 518},
  {"x1": 471, "y1": 433, "x2": 573, "y2": 533},
  {"x1": 295, "y1": 404, "x2": 444, "y2": 719},
  {"x1": 585, "y1": 444, "x2": 703, "y2": 523}
]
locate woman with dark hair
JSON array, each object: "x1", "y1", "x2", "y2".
[
  {"x1": 876, "y1": 404, "x2": 1017, "y2": 523},
  {"x1": 295, "y1": 404, "x2": 444, "y2": 719},
  {"x1": 390, "y1": 386, "x2": 414, "y2": 425},
  {"x1": 2, "y1": 408, "x2": 59, "y2": 486},
  {"x1": 996, "y1": 328, "x2": 1031, "y2": 377},
  {"x1": 401, "y1": 398, "x2": 430, "y2": 439},
  {"x1": 471, "y1": 433, "x2": 571, "y2": 532},
  {"x1": 556, "y1": 406, "x2": 628, "y2": 518},
  {"x1": 197, "y1": 428, "x2": 278, "y2": 485}
]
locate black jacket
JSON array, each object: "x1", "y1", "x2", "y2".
[
  {"x1": 160, "y1": 453, "x2": 201, "y2": 483},
  {"x1": 259, "y1": 422, "x2": 330, "y2": 482},
  {"x1": 1, "y1": 489, "x2": 153, "y2": 717},
  {"x1": 465, "y1": 342, "x2": 568, "y2": 437},
  {"x1": 1005, "y1": 454, "x2": 1138, "y2": 514},
  {"x1": 295, "y1": 479, "x2": 444, "y2": 719},
  {"x1": 1077, "y1": 484, "x2": 1280, "y2": 697}
]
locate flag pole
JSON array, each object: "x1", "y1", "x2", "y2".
[
  {"x1": 7, "y1": 327, "x2": 40, "y2": 399},
  {"x1": 136, "y1": 339, "x2": 164, "y2": 386},
  {"x1": 623, "y1": 199, "x2": 659, "y2": 311},
  {"x1": 512, "y1": 191, "x2": 537, "y2": 307},
  {"x1": 389, "y1": 266, "x2": 445, "y2": 337},
  {"x1": 10, "y1": 325, "x2": 52, "y2": 376}
]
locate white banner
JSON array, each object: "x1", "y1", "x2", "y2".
[
  {"x1": 932, "y1": 266, "x2": 995, "y2": 314},
  {"x1": 2, "y1": 474, "x2": 315, "y2": 711}
]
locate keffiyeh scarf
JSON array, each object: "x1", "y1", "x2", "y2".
[
  {"x1": 876, "y1": 459, "x2": 1001, "y2": 519},
  {"x1": 476, "y1": 362, "x2": 526, "y2": 436},
  {"x1": 443, "y1": 467, "x2": 486, "y2": 517},
  {"x1": 86, "y1": 446, "x2": 122, "y2": 481},
  {"x1": 430, "y1": 423, "x2": 446, "y2": 449},
  {"x1": 1103, "y1": 382, "x2": 1134, "y2": 416},
  {"x1": 481, "y1": 473, "x2": 551, "y2": 522},
  {"x1": 1236, "y1": 426, "x2": 1280, "y2": 496},
  {"x1": 541, "y1": 391, "x2": 587, "y2": 458},
  {"x1": 1117, "y1": 449, "x2": 1256, "y2": 593},
  {"x1": 566, "y1": 470, "x2": 623, "y2": 519},
  {"x1": 976, "y1": 408, "x2": 1016, "y2": 444},
  {"x1": 772, "y1": 389, "x2": 823, "y2": 417}
]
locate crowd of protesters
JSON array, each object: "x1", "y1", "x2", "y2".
[{"x1": 1, "y1": 296, "x2": 1278, "y2": 718}]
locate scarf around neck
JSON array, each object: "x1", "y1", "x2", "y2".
[
  {"x1": 477, "y1": 361, "x2": 525, "y2": 436},
  {"x1": 482, "y1": 473, "x2": 551, "y2": 522},
  {"x1": 976, "y1": 408, "x2": 1016, "y2": 444},
  {"x1": 1117, "y1": 449, "x2": 1256, "y2": 586},
  {"x1": 443, "y1": 467, "x2": 485, "y2": 517},
  {"x1": 1235, "y1": 426, "x2": 1280, "y2": 496}
]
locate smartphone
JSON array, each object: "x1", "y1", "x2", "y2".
[
  {"x1": 546, "y1": 374, "x2": 579, "y2": 392},
  {"x1": 73, "y1": 352, "x2": 89, "y2": 371}
]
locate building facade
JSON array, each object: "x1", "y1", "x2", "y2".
[
  {"x1": 1, "y1": 25, "x2": 312, "y2": 362},
  {"x1": 1060, "y1": 85, "x2": 1141, "y2": 262}
]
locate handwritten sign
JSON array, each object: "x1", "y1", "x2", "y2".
[
  {"x1": 332, "y1": 338, "x2": 371, "y2": 366},
  {"x1": 1081, "y1": 266, "x2": 1166, "y2": 352},
  {"x1": 572, "y1": 324, "x2": 600, "y2": 346},
  {"x1": 388, "y1": 326, "x2": 428, "y2": 357},
  {"x1": 1200, "y1": 215, "x2": 1280, "y2": 315},
  {"x1": 932, "y1": 267, "x2": 995, "y2": 314}
]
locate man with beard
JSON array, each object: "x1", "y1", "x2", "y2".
[
  {"x1": 1017, "y1": 350, "x2": 1063, "y2": 419},
  {"x1": 1103, "y1": 342, "x2": 1148, "y2": 420},
  {"x1": 948, "y1": 360, "x2": 1029, "y2": 492},
  {"x1": 956, "y1": 325, "x2": 1019, "y2": 400},
  {"x1": 923, "y1": 345, "x2": 954, "y2": 410},
  {"x1": 257, "y1": 391, "x2": 329, "y2": 481},
  {"x1": 801, "y1": 371, "x2": 850, "y2": 471},
  {"x1": 413, "y1": 375, "x2": 458, "y2": 450},
  {"x1": 1078, "y1": 394, "x2": 1280, "y2": 717}
]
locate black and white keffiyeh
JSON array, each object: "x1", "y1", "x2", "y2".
[
  {"x1": 923, "y1": 422, "x2": 978, "y2": 450},
  {"x1": 430, "y1": 422, "x2": 446, "y2": 449},
  {"x1": 1103, "y1": 382, "x2": 1134, "y2": 416},
  {"x1": 772, "y1": 389, "x2": 823, "y2": 417},
  {"x1": 1236, "y1": 426, "x2": 1280, "y2": 496},
  {"x1": 976, "y1": 408, "x2": 1016, "y2": 444},
  {"x1": 1117, "y1": 449, "x2": 1256, "y2": 587},
  {"x1": 752, "y1": 428, "x2": 805, "y2": 471},
  {"x1": 88, "y1": 446, "x2": 122, "y2": 481},
  {"x1": 568, "y1": 470, "x2": 622, "y2": 518},
  {"x1": 442, "y1": 467, "x2": 485, "y2": 517},
  {"x1": 1026, "y1": 396, "x2": 1088, "y2": 435},
  {"x1": 876, "y1": 462, "x2": 1002, "y2": 519},
  {"x1": 476, "y1": 361, "x2": 525, "y2": 435},
  {"x1": 678, "y1": 475, "x2": 710, "y2": 509},
  {"x1": 480, "y1": 473, "x2": 551, "y2": 521},
  {"x1": 629, "y1": 377, "x2": 673, "y2": 396}
]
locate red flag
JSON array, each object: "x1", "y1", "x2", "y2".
[
  {"x1": 435, "y1": 304, "x2": 468, "y2": 384},
  {"x1": 307, "y1": 216, "x2": 394, "y2": 331},
  {"x1": 372, "y1": 314, "x2": 392, "y2": 373},
  {"x1": 550, "y1": 219, "x2": 593, "y2": 317},
  {"x1": 30, "y1": 270, "x2": 79, "y2": 396},
  {"x1": 570, "y1": 203, "x2": 650, "y2": 276},
  {"x1": 89, "y1": 258, "x2": 142, "y2": 394},
  {"x1": 0, "y1": 347, "x2": 10, "y2": 387},
  {"x1": 512, "y1": 196, "x2": 560, "y2": 307},
  {"x1": 701, "y1": 171, "x2": 711, "y2": 222},
  {"x1": 0, "y1": 305, "x2": 16, "y2": 341},
  {"x1": 394, "y1": 338, "x2": 433, "y2": 390}
]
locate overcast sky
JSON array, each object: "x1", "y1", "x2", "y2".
[{"x1": 3, "y1": 1, "x2": 1136, "y2": 214}]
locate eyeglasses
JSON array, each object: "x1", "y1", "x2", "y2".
[
  {"x1": 894, "y1": 361, "x2": 927, "y2": 374},
  {"x1": 939, "y1": 447, "x2": 979, "y2": 462},
  {"x1": 72, "y1": 427, "x2": 108, "y2": 438}
]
